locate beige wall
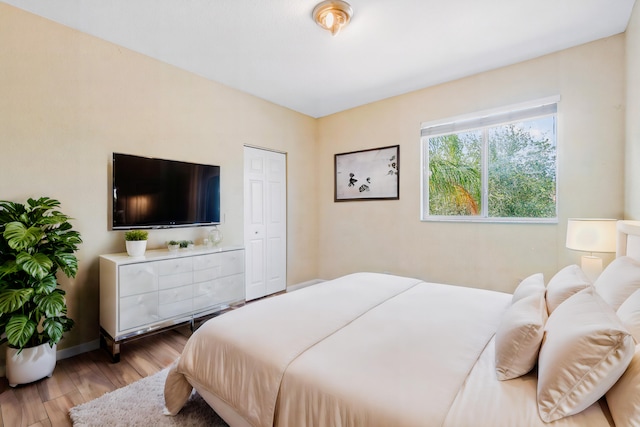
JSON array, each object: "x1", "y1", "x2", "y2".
[
  {"x1": 317, "y1": 36, "x2": 626, "y2": 292},
  {"x1": 0, "y1": 4, "x2": 319, "y2": 351},
  {"x1": 627, "y1": 2, "x2": 640, "y2": 219}
]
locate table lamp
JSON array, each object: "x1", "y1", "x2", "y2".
[{"x1": 566, "y1": 218, "x2": 617, "y2": 281}]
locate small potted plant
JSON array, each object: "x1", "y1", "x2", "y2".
[
  {"x1": 179, "y1": 240, "x2": 194, "y2": 250},
  {"x1": 0, "y1": 197, "x2": 82, "y2": 386},
  {"x1": 167, "y1": 240, "x2": 180, "y2": 252},
  {"x1": 124, "y1": 230, "x2": 148, "y2": 257}
]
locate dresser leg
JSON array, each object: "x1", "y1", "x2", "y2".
[{"x1": 100, "y1": 331, "x2": 121, "y2": 363}]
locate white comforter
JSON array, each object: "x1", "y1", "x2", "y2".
[{"x1": 164, "y1": 272, "x2": 613, "y2": 427}]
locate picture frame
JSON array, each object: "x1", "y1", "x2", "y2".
[{"x1": 334, "y1": 145, "x2": 399, "y2": 201}]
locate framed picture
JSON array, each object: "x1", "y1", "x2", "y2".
[{"x1": 334, "y1": 145, "x2": 399, "y2": 201}]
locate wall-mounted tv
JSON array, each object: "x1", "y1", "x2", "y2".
[{"x1": 112, "y1": 153, "x2": 220, "y2": 230}]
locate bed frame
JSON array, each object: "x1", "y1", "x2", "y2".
[{"x1": 617, "y1": 220, "x2": 640, "y2": 260}]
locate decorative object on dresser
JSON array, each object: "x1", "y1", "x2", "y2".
[
  {"x1": 0, "y1": 197, "x2": 82, "y2": 386},
  {"x1": 99, "y1": 246, "x2": 245, "y2": 362},
  {"x1": 208, "y1": 225, "x2": 223, "y2": 247},
  {"x1": 124, "y1": 229, "x2": 148, "y2": 257},
  {"x1": 179, "y1": 240, "x2": 194, "y2": 250}
]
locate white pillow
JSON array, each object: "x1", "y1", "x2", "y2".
[
  {"x1": 495, "y1": 286, "x2": 547, "y2": 380},
  {"x1": 594, "y1": 256, "x2": 640, "y2": 310},
  {"x1": 545, "y1": 264, "x2": 591, "y2": 314},
  {"x1": 605, "y1": 289, "x2": 640, "y2": 427},
  {"x1": 537, "y1": 287, "x2": 635, "y2": 422},
  {"x1": 511, "y1": 273, "x2": 545, "y2": 304},
  {"x1": 606, "y1": 345, "x2": 640, "y2": 427},
  {"x1": 617, "y1": 288, "x2": 640, "y2": 342}
]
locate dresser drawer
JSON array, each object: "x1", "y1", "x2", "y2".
[
  {"x1": 193, "y1": 253, "x2": 221, "y2": 271},
  {"x1": 193, "y1": 274, "x2": 244, "y2": 311},
  {"x1": 159, "y1": 271, "x2": 193, "y2": 290},
  {"x1": 158, "y1": 298, "x2": 193, "y2": 319},
  {"x1": 220, "y1": 251, "x2": 244, "y2": 276},
  {"x1": 119, "y1": 263, "x2": 158, "y2": 297},
  {"x1": 193, "y1": 251, "x2": 244, "y2": 278},
  {"x1": 158, "y1": 284, "x2": 193, "y2": 305},
  {"x1": 119, "y1": 292, "x2": 159, "y2": 331},
  {"x1": 193, "y1": 265, "x2": 222, "y2": 283},
  {"x1": 157, "y1": 257, "x2": 193, "y2": 276}
]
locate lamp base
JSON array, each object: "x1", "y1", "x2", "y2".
[{"x1": 581, "y1": 255, "x2": 603, "y2": 282}]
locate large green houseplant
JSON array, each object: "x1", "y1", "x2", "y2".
[{"x1": 0, "y1": 197, "x2": 81, "y2": 352}]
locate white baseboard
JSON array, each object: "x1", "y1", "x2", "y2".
[
  {"x1": 56, "y1": 339, "x2": 100, "y2": 360},
  {"x1": 287, "y1": 278, "x2": 325, "y2": 292}
]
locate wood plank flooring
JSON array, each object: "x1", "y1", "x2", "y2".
[{"x1": 0, "y1": 327, "x2": 190, "y2": 427}]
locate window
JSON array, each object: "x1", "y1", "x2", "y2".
[{"x1": 421, "y1": 99, "x2": 558, "y2": 222}]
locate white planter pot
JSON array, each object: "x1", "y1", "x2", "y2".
[
  {"x1": 126, "y1": 240, "x2": 147, "y2": 257},
  {"x1": 6, "y1": 342, "x2": 57, "y2": 387}
]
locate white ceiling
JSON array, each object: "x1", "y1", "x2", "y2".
[{"x1": 3, "y1": 0, "x2": 637, "y2": 118}]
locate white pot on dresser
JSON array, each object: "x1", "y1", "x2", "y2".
[
  {"x1": 99, "y1": 246, "x2": 245, "y2": 361},
  {"x1": 125, "y1": 240, "x2": 147, "y2": 257}
]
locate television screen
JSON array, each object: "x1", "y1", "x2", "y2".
[{"x1": 112, "y1": 153, "x2": 220, "y2": 229}]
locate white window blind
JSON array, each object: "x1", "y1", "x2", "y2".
[{"x1": 421, "y1": 100, "x2": 558, "y2": 138}]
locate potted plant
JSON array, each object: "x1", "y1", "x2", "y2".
[
  {"x1": 167, "y1": 240, "x2": 180, "y2": 252},
  {"x1": 124, "y1": 230, "x2": 148, "y2": 257},
  {"x1": 0, "y1": 197, "x2": 82, "y2": 386},
  {"x1": 180, "y1": 240, "x2": 194, "y2": 250}
]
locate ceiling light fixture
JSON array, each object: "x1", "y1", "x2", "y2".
[{"x1": 313, "y1": 0, "x2": 353, "y2": 36}]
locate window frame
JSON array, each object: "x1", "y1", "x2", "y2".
[{"x1": 420, "y1": 97, "x2": 560, "y2": 224}]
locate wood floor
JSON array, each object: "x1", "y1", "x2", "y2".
[{"x1": 0, "y1": 327, "x2": 190, "y2": 427}]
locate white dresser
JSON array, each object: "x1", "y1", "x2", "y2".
[{"x1": 99, "y1": 246, "x2": 245, "y2": 361}]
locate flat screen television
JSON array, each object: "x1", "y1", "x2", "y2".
[{"x1": 112, "y1": 153, "x2": 220, "y2": 230}]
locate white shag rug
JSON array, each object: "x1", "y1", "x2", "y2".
[{"x1": 69, "y1": 368, "x2": 229, "y2": 427}]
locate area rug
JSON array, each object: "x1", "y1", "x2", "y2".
[{"x1": 69, "y1": 368, "x2": 229, "y2": 426}]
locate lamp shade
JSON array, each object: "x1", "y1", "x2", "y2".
[{"x1": 566, "y1": 218, "x2": 617, "y2": 253}]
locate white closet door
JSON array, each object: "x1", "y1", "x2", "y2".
[{"x1": 244, "y1": 146, "x2": 287, "y2": 300}]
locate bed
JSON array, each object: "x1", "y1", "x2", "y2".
[{"x1": 164, "y1": 220, "x2": 640, "y2": 427}]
